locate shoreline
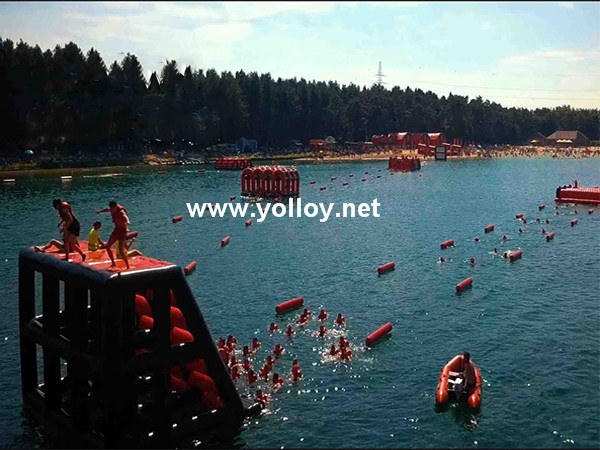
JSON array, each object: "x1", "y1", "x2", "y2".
[{"x1": 2, "y1": 149, "x2": 599, "y2": 178}]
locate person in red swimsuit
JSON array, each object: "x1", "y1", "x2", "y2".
[{"x1": 97, "y1": 200, "x2": 131, "y2": 269}]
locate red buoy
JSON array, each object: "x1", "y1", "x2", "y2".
[
  {"x1": 230, "y1": 196, "x2": 236, "y2": 201},
  {"x1": 198, "y1": 168, "x2": 206, "y2": 173},
  {"x1": 441, "y1": 239, "x2": 454, "y2": 249},
  {"x1": 509, "y1": 249, "x2": 522, "y2": 261},
  {"x1": 158, "y1": 171, "x2": 166, "y2": 175},
  {"x1": 184, "y1": 261, "x2": 196, "y2": 275},
  {"x1": 275, "y1": 297, "x2": 304, "y2": 314},
  {"x1": 546, "y1": 232, "x2": 555, "y2": 241},
  {"x1": 331, "y1": 176, "x2": 337, "y2": 181},
  {"x1": 245, "y1": 219, "x2": 252, "y2": 227},
  {"x1": 539, "y1": 204, "x2": 545, "y2": 211},
  {"x1": 221, "y1": 236, "x2": 230, "y2": 247},
  {"x1": 126, "y1": 231, "x2": 139, "y2": 239},
  {"x1": 456, "y1": 277, "x2": 473, "y2": 294},
  {"x1": 365, "y1": 322, "x2": 393, "y2": 347},
  {"x1": 342, "y1": 182, "x2": 348, "y2": 186},
  {"x1": 172, "y1": 215, "x2": 183, "y2": 223},
  {"x1": 484, "y1": 224, "x2": 494, "y2": 233},
  {"x1": 377, "y1": 261, "x2": 395, "y2": 275},
  {"x1": 320, "y1": 186, "x2": 326, "y2": 190},
  {"x1": 310, "y1": 181, "x2": 316, "y2": 185},
  {"x1": 516, "y1": 213, "x2": 524, "y2": 219},
  {"x1": 571, "y1": 219, "x2": 578, "y2": 227}
]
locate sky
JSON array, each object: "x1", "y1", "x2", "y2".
[{"x1": 1, "y1": 1, "x2": 599, "y2": 109}]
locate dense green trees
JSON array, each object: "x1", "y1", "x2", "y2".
[{"x1": 1, "y1": 38, "x2": 598, "y2": 155}]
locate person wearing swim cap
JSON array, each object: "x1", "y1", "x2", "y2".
[
  {"x1": 242, "y1": 357, "x2": 252, "y2": 372},
  {"x1": 246, "y1": 368, "x2": 258, "y2": 385},
  {"x1": 291, "y1": 359, "x2": 302, "y2": 381},
  {"x1": 297, "y1": 313, "x2": 309, "y2": 325},
  {"x1": 285, "y1": 325, "x2": 295, "y2": 337},
  {"x1": 269, "y1": 322, "x2": 278, "y2": 333},
  {"x1": 318, "y1": 325, "x2": 327, "y2": 337},
  {"x1": 254, "y1": 389, "x2": 268, "y2": 406},
  {"x1": 272, "y1": 372, "x2": 284, "y2": 391},
  {"x1": 226, "y1": 335, "x2": 237, "y2": 351},
  {"x1": 318, "y1": 309, "x2": 328, "y2": 321},
  {"x1": 251, "y1": 337, "x2": 261, "y2": 351},
  {"x1": 230, "y1": 365, "x2": 241, "y2": 380},
  {"x1": 273, "y1": 343, "x2": 284, "y2": 358},
  {"x1": 469, "y1": 258, "x2": 476, "y2": 266},
  {"x1": 335, "y1": 313, "x2": 346, "y2": 326},
  {"x1": 329, "y1": 344, "x2": 339, "y2": 356}
]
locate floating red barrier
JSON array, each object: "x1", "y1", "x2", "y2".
[
  {"x1": 516, "y1": 213, "x2": 524, "y2": 219},
  {"x1": 546, "y1": 232, "x2": 555, "y2": 241},
  {"x1": 331, "y1": 176, "x2": 337, "y2": 181},
  {"x1": 171, "y1": 327, "x2": 194, "y2": 345},
  {"x1": 509, "y1": 249, "x2": 522, "y2": 261},
  {"x1": 197, "y1": 169, "x2": 206, "y2": 173},
  {"x1": 275, "y1": 297, "x2": 304, "y2": 314},
  {"x1": 484, "y1": 224, "x2": 494, "y2": 233},
  {"x1": 126, "y1": 231, "x2": 138, "y2": 239},
  {"x1": 539, "y1": 204, "x2": 545, "y2": 210},
  {"x1": 245, "y1": 219, "x2": 252, "y2": 227},
  {"x1": 456, "y1": 277, "x2": 473, "y2": 294},
  {"x1": 184, "y1": 261, "x2": 196, "y2": 275},
  {"x1": 320, "y1": 186, "x2": 326, "y2": 190},
  {"x1": 571, "y1": 219, "x2": 578, "y2": 227},
  {"x1": 365, "y1": 322, "x2": 393, "y2": 346},
  {"x1": 377, "y1": 262, "x2": 395, "y2": 275},
  {"x1": 158, "y1": 171, "x2": 166, "y2": 175},
  {"x1": 589, "y1": 209, "x2": 594, "y2": 214},
  {"x1": 361, "y1": 178, "x2": 367, "y2": 182},
  {"x1": 441, "y1": 239, "x2": 454, "y2": 249},
  {"x1": 349, "y1": 174, "x2": 354, "y2": 177},
  {"x1": 230, "y1": 196, "x2": 236, "y2": 201},
  {"x1": 221, "y1": 236, "x2": 230, "y2": 247},
  {"x1": 310, "y1": 181, "x2": 316, "y2": 185},
  {"x1": 342, "y1": 182, "x2": 348, "y2": 186},
  {"x1": 172, "y1": 215, "x2": 183, "y2": 223}
]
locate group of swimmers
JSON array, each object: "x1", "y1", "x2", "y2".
[{"x1": 35, "y1": 199, "x2": 137, "y2": 270}]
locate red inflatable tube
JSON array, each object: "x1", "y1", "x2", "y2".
[
  {"x1": 343, "y1": 182, "x2": 348, "y2": 186},
  {"x1": 275, "y1": 297, "x2": 304, "y2": 314},
  {"x1": 571, "y1": 219, "x2": 578, "y2": 227},
  {"x1": 484, "y1": 224, "x2": 494, "y2": 233},
  {"x1": 221, "y1": 236, "x2": 230, "y2": 247},
  {"x1": 539, "y1": 204, "x2": 546, "y2": 211},
  {"x1": 126, "y1": 231, "x2": 139, "y2": 239},
  {"x1": 184, "y1": 261, "x2": 196, "y2": 275},
  {"x1": 546, "y1": 232, "x2": 555, "y2": 241},
  {"x1": 516, "y1": 213, "x2": 524, "y2": 219},
  {"x1": 377, "y1": 261, "x2": 395, "y2": 275},
  {"x1": 310, "y1": 181, "x2": 316, "y2": 185},
  {"x1": 245, "y1": 219, "x2": 252, "y2": 227},
  {"x1": 441, "y1": 239, "x2": 454, "y2": 249},
  {"x1": 320, "y1": 186, "x2": 327, "y2": 191},
  {"x1": 172, "y1": 215, "x2": 183, "y2": 223},
  {"x1": 365, "y1": 322, "x2": 393, "y2": 347},
  {"x1": 331, "y1": 176, "x2": 337, "y2": 181},
  {"x1": 509, "y1": 249, "x2": 522, "y2": 261},
  {"x1": 230, "y1": 196, "x2": 236, "y2": 201},
  {"x1": 158, "y1": 171, "x2": 166, "y2": 175},
  {"x1": 456, "y1": 277, "x2": 473, "y2": 294},
  {"x1": 171, "y1": 327, "x2": 194, "y2": 345}
]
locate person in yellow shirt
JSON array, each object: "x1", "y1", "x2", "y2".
[{"x1": 88, "y1": 221, "x2": 105, "y2": 252}]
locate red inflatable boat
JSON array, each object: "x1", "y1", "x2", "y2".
[{"x1": 436, "y1": 354, "x2": 482, "y2": 409}]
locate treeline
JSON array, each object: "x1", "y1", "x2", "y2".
[{"x1": 1, "y1": 38, "x2": 598, "y2": 155}]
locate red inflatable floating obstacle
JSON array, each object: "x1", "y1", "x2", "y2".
[
  {"x1": 571, "y1": 219, "x2": 578, "y2": 227},
  {"x1": 377, "y1": 262, "x2": 395, "y2": 275},
  {"x1": 539, "y1": 204, "x2": 545, "y2": 211},
  {"x1": 516, "y1": 213, "x2": 524, "y2": 219},
  {"x1": 546, "y1": 232, "x2": 555, "y2": 241},
  {"x1": 245, "y1": 219, "x2": 252, "y2": 227},
  {"x1": 275, "y1": 297, "x2": 304, "y2": 314},
  {"x1": 365, "y1": 322, "x2": 393, "y2": 347},
  {"x1": 441, "y1": 239, "x2": 454, "y2": 249},
  {"x1": 184, "y1": 261, "x2": 196, "y2": 276},
  {"x1": 172, "y1": 215, "x2": 183, "y2": 223},
  {"x1": 509, "y1": 249, "x2": 522, "y2": 261},
  {"x1": 221, "y1": 236, "x2": 230, "y2": 247},
  {"x1": 484, "y1": 224, "x2": 494, "y2": 233},
  {"x1": 456, "y1": 277, "x2": 473, "y2": 294}
]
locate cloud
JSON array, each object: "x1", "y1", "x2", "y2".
[
  {"x1": 502, "y1": 48, "x2": 600, "y2": 66},
  {"x1": 557, "y1": 2, "x2": 575, "y2": 8}
]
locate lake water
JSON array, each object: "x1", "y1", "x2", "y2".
[{"x1": 1, "y1": 158, "x2": 599, "y2": 448}]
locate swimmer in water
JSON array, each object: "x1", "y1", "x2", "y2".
[
  {"x1": 469, "y1": 257, "x2": 476, "y2": 266},
  {"x1": 297, "y1": 313, "x2": 309, "y2": 325},
  {"x1": 522, "y1": 218, "x2": 527, "y2": 224},
  {"x1": 335, "y1": 313, "x2": 346, "y2": 326},
  {"x1": 542, "y1": 228, "x2": 546, "y2": 234},
  {"x1": 242, "y1": 345, "x2": 251, "y2": 357},
  {"x1": 285, "y1": 325, "x2": 295, "y2": 337},
  {"x1": 272, "y1": 372, "x2": 285, "y2": 391},
  {"x1": 546, "y1": 219, "x2": 550, "y2": 224},
  {"x1": 518, "y1": 228, "x2": 523, "y2": 233},
  {"x1": 339, "y1": 335, "x2": 349, "y2": 349},
  {"x1": 229, "y1": 356, "x2": 239, "y2": 368},
  {"x1": 273, "y1": 343, "x2": 285, "y2": 358},
  {"x1": 474, "y1": 237, "x2": 480, "y2": 243},
  {"x1": 230, "y1": 365, "x2": 241, "y2": 380},
  {"x1": 536, "y1": 217, "x2": 540, "y2": 223},
  {"x1": 246, "y1": 368, "x2": 258, "y2": 384},
  {"x1": 302, "y1": 308, "x2": 311, "y2": 317},
  {"x1": 574, "y1": 209, "x2": 578, "y2": 214},
  {"x1": 291, "y1": 359, "x2": 302, "y2": 382},
  {"x1": 329, "y1": 344, "x2": 339, "y2": 356},
  {"x1": 251, "y1": 337, "x2": 261, "y2": 351},
  {"x1": 318, "y1": 309, "x2": 328, "y2": 321},
  {"x1": 254, "y1": 389, "x2": 268, "y2": 406},
  {"x1": 226, "y1": 334, "x2": 237, "y2": 351},
  {"x1": 502, "y1": 251, "x2": 509, "y2": 259},
  {"x1": 340, "y1": 346, "x2": 352, "y2": 361},
  {"x1": 269, "y1": 322, "x2": 278, "y2": 333},
  {"x1": 318, "y1": 325, "x2": 327, "y2": 337},
  {"x1": 439, "y1": 257, "x2": 446, "y2": 263},
  {"x1": 242, "y1": 357, "x2": 252, "y2": 372},
  {"x1": 502, "y1": 234, "x2": 508, "y2": 241}
]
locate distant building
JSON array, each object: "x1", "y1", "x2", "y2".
[
  {"x1": 526, "y1": 132, "x2": 547, "y2": 146},
  {"x1": 236, "y1": 138, "x2": 258, "y2": 153},
  {"x1": 546, "y1": 130, "x2": 590, "y2": 147}
]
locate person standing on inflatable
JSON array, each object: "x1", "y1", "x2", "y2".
[
  {"x1": 56, "y1": 199, "x2": 85, "y2": 262},
  {"x1": 97, "y1": 200, "x2": 131, "y2": 270},
  {"x1": 459, "y1": 352, "x2": 476, "y2": 391}
]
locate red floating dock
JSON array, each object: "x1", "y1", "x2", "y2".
[
  {"x1": 377, "y1": 262, "x2": 395, "y2": 275},
  {"x1": 275, "y1": 297, "x2": 304, "y2": 314},
  {"x1": 456, "y1": 277, "x2": 473, "y2": 294},
  {"x1": 365, "y1": 322, "x2": 393, "y2": 347}
]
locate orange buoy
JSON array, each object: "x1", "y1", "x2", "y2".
[
  {"x1": 571, "y1": 219, "x2": 578, "y2": 227},
  {"x1": 516, "y1": 213, "x2": 524, "y2": 219},
  {"x1": 275, "y1": 297, "x2": 304, "y2": 314},
  {"x1": 377, "y1": 261, "x2": 395, "y2": 275},
  {"x1": 230, "y1": 196, "x2": 236, "y2": 201},
  {"x1": 546, "y1": 232, "x2": 555, "y2": 241},
  {"x1": 184, "y1": 261, "x2": 196, "y2": 275},
  {"x1": 172, "y1": 215, "x2": 183, "y2": 223},
  {"x1": 126, "y1": 231, "x2": 139, "y2": 239},
  {"x1": 509, "y1": 249, "x2": 522, "y2": 261},
  {"x1": 170, "y1": 306, "x2": 187, "y2": 329},
  {"x1": 245, "y1": 219, "x2": 252, "y2": 227},
  {"x1": 221, "y1": 236, "x2": 230, "y2": 247},
  {"x1": 171, "y1": 327, "x2": 194, "y2": 345},
  {"x1": 539, "y1": 204, "x2": 545, "y2": 210},
  {"x1": 135, "y1": 294, "x2": 153, "y2": 316},
  {"x1": 484, "y1": 224, "x2": 494, "y2": 233},
  {"x1": 138, "y1": 314, "x2": 154, "y2": 330},
  {"x1": 365, "y1": 322, "x2": 393, "y2": 347},
  {"x1": 441, "y1": 239, "x2": 454, "y2": 249},
  {"x1": 456, "y1": 277, "x2": 473, "y2": 294}
]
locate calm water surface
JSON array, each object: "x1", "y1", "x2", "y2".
[{"x1": 1, "y1": 158, "x2": 599, "y2": 448}]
